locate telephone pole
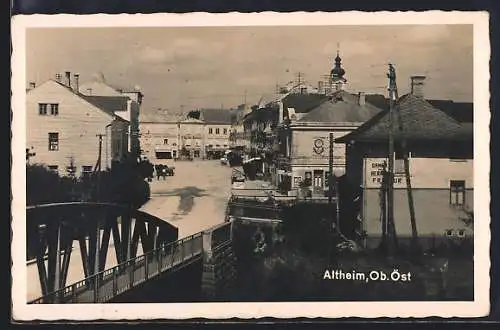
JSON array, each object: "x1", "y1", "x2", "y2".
[
  {"x1": 386, "y1": 64, "x2": 397, "y2": 256},
  {"x1": 93, "y1": 134, "x2": 105, "y2": 202},
  {"x1": 94, "y1": 134, "x2": 105, "y2": 173},
  {"x1": 296, "y1": 72, "x2": 304, "y2": 92}
]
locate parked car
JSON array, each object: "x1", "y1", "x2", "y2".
[{"x1": 220, "y1": 156, "x2": 228, "y2": 165}]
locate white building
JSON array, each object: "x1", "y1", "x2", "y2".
[{"x1": 26, "y1": 77, "x2": 129, "y2": 177}]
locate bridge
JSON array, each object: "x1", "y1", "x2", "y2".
[{"x1": 26, "y1": 202, "x2": 232, "y2": 304}]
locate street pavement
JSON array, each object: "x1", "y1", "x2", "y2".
[
  {"x1": 140, "y1": 160, "x2": 233, "y2": 238},
  {"x1": 26, "y1": 160, "x2": 233, "y2": 302}
]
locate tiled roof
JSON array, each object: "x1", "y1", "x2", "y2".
[
  {"x1": 200, "y1": 108, "x2": 233, "y2": 124},
  {"x1": 81, "y1": 95, "x2": 129, "y2": 116},
  {"x1": 281, "y1": 93, "x2": 329, "y2": 113},
  {"x1": 336, "y1": 93, "x2": 472, "y2": 143},
  {"x1": 365, "y1": 94, "x2": 473, "y2": 123},
  {"x1": 298, "y1": 90, "x2": 383, "y2": 123}
]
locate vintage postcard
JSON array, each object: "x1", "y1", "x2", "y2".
[{"x1": 11, "y1": 11, "x2": 491, "y2": 320}]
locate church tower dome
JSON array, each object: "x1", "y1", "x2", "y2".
[
  {"x1": 329, "y1": 47, "x2": 347, "y2": 92},
  {"x1": 330, "y1": 50, "x2": 346, "y2": 79}
]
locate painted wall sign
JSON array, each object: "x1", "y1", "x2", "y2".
[
  {"x1": 366, "y1": 160, "x2": 405, "y2": 187},
  {"x1": 313, "y1": 138, "x2": 325, "y2": 155}
]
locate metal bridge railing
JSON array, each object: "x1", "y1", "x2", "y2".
[{"x1": 28, "y1": 233, "x2": 203, "y2": 304}]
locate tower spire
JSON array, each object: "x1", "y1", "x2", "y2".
[{"x1": 330, "y1": 44, "x2": 346, "y2": 91}]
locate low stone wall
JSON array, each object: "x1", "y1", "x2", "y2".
[
  {"x1": 200, "y1": 222, "x2": 237, "y2": 300},
  {"x1": 201, "y1": 242, "x2": 237, "y2": 300}
]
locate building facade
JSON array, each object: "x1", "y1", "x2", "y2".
[
  {"x1": 139, "y1": 111, "x2": 182, "y2": 164},
  {"x1": 138, "y1": 108, "x2": 233, "y2": 162},
  {"x1": 79, "y1": 80, "x2": 143, "y2": 157},
  {"x1": 336, "y1": 76, "x2": 474, "y2": 249},
  {"x1": 275, "y1": 90, "x2": 382, "y2": 195},
  {"x1": 199, "y1": 109, "x2": 233, "y2": 159},
  {"x1": 26, "y1": 78, "x2": 129, "y2": 177}
]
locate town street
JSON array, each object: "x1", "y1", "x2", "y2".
[
  {"x1": 27, "y1": 160, "x2": 233, "y2": 302},
  {"x1": 140, "y1": 159, "x2": 233, "y2": 238}
]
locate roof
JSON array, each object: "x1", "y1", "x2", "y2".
[
  {"x1": 44, "y1": 80, "x2": 127, "y2": 121},
  {"x1": 140, "y1": 109, "x2": 184, "y2": 123},
  {"x1": 199, "y1": 108, "x2": 233, "y2": 124},
  {"x1": 281, "y1": 93, "x2": 329, "y2": 113},
  {"x1": 365, "y1": 94, "x2": 473, "y2": 123},
  {"x1": 81, "y1": 96, "x2": 129, "y2": 116},
  {"x1": 336, "y1": 93, "x2": 472, "y2": 143},
  {"x1": 297, "y1": 90, "x2": 383, "y2": 124}
]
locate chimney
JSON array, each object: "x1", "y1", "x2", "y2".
[
  {"x1": 73, "y1": 73, "x2": 80, "y2": 93},
  {"x1": 65, "y1": 71, "x2": 71, "y2": 88},
  {"x1": 55, "y1": 73, "x2": 62, "y2": 82},
  {"x1": 410, "y1": 75, "x2": 426, "y2": 98},
  {"x1": 318, "y1": 81, "x2": 324, "y2": 94},
  {"x1": 358, "y1": 92, "x2": 366, "y2": 106}
]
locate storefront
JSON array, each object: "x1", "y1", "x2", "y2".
[{"x1": 205, "y1": 144, "x2": 226, "y2": 159}]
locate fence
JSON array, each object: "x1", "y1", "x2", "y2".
[{"x1": 28, "y1": 233, "x2": 203, "y2": 304}]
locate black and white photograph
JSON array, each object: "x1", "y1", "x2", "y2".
[{"x1": 11, "y1": 12, "x2": 490, "y2": 320}]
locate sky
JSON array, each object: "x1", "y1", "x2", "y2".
[{"x1": 26, "y1": 24, "x2": 473, "y2": 113}]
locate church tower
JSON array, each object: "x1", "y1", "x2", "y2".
[{"x1": 329, "y1": 48, "x2": 347, "y2": 92}]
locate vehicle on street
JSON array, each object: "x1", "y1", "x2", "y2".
[
  {"x1": 220, "y1": 156, "x2": 228, "y2": 165},
  {"x1": 155, "y1": 164, "x2": 175, "y2": 179}
]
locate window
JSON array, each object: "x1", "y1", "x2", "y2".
[
  {"x1": 450, "y1": 180, "x2": 466, "y2": 206},
  {"x1": 194, "y1": 150, "x2": 200, "y2": 158},
  {"x1": 172, "y1": 142, "x2": 177, "y2": 147},
  {"x1": 163, "y1": 138, "x2": 168, "y2": 145},
  {"x1": 304, "y1": 171, "x2": 312, "y2": 187},
  {"x1": 216, "y1": 128, "x2": 220, "y2": 135},
  {"x1": 48, "y1": 132, "x2": 59, "y2": 151},
  {"x1": 445, "y1": 229, "x2": 454, "y2": 237},
  {"x1": 209, "y1": 128, "x2": 213, "y2": 134},
  {"x1": 325, "y1": 171, "x2": 330, "y2": 187},
  {"x1": 50, "y1": 103, "x2": 59, "y2": 116},
  {"x1": 457, "y1": 229, "x2": 466, "y2": 238},
  {"x1": 38, "y1": 103, "x2": 47, "y2": 115},
  {"x1": 223, "y1": 128, "x2": 228, "y2": 135},
  {"x1": 48, "y1": 165, "x2": 58, "y2": 174},
  {"x1": 82, "y1": 166, "x2": 93, "y2": 177},
  {"x1": 172, "y1": 150, "x2": 177, "y2": 158}
]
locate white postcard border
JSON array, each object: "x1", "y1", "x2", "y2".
[{"x1": 11, "y1": 11, "x2": 491, "y2": 320}]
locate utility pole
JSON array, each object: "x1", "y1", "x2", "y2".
[
  {"x1": 94, "y1": 134, "x2": 104, "y2": 173},
  {"x1": 296, "y1": 72, "x2": 304, "y2": 92},
  {"x1": 394, "y1": 84, "x2": 419, "y2": 254},
  {"x1": 94, "y1": 134, "x2": 105, "y2": 201},
  {"x1": 386, "y1": 64, "x2": 397, "y2": 256},
  {"x1": 328, "y1": 133, "x2": 334, "y2": 205}
]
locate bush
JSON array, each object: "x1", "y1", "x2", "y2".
[{"x1": 26, "y1": 160, "x2": 151, "y2": 208}]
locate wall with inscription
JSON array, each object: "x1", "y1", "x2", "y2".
[
  {"x1": 291, "y1": 129, "x2": 351, "y2": 165},
  {"x1": 363, "y1": 157, "x2": 474, "y2": 189}
]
